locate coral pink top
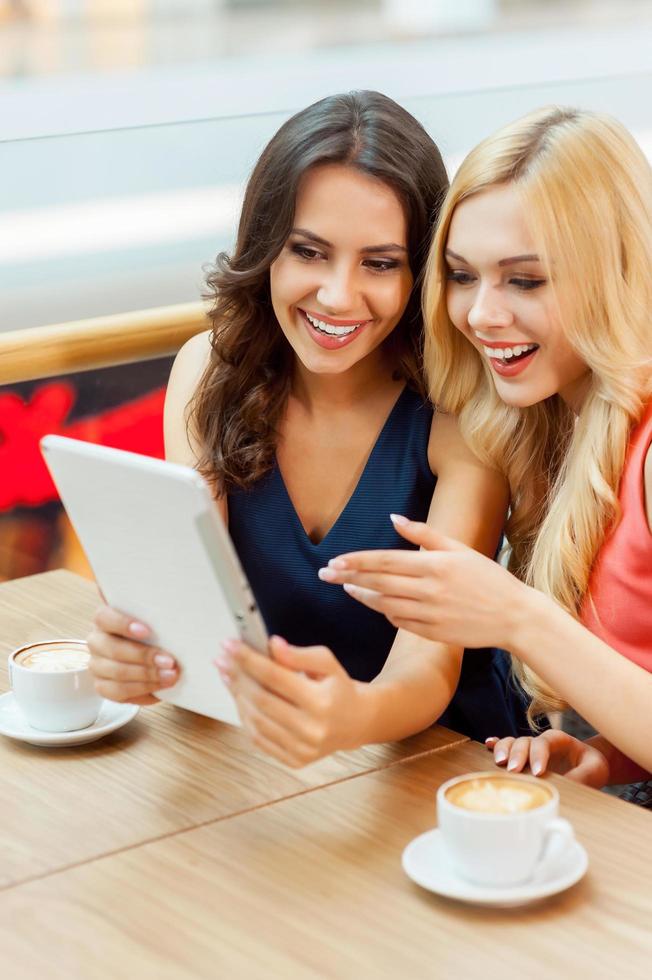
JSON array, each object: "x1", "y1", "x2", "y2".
[{"x1": 581, "y1": 402, "x2": 652, "y2": 670}]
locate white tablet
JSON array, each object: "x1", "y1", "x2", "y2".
[{"x1": 40, "y1": 434, "x2": 268, "y2": 726}]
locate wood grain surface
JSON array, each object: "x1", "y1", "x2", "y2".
[
  {"x1": 0, "y1": 572, "x2": 467, "y2": 887},
  {"x1": 1, "y1": 741, "x2": 649, "y2": 980}
]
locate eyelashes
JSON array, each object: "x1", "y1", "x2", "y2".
[
  {"x1": 446, "y1": 270, "x2": 546, "y2": 291},
  {"x1": 511, "y1": 278, "x2": 546, "y2": 291},
  {"x1": 291, "y1": 244, "x2": 323, "y2": 261},
  {"x1": 289, "y1": 243, "x2": 402, "y2": 273}
]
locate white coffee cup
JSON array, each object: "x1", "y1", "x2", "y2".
[
  {"x1": 8, "y1": 640, "x2": 103, "y2": 733},
  {"x1": 437, "y1": 771, "x2": 574, "y2": 888}
]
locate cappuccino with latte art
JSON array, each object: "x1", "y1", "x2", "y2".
[
  {"x1": 17, "y1": 646, "x2": 91, "y2": 673},
  {"x1": 445, "y1": 776, "x2": 552, "y2": 814}
]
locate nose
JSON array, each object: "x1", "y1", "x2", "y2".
[
  {"x1": 316, "y1": 261, "x2": 359, "y2": 314},
  {"x1": 467, "y1": 284, "x2": 513, "y2": 332}
]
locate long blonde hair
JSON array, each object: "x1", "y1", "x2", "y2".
[{"x1": 424, "y1": 106, "x2": 652, "y2": 721}]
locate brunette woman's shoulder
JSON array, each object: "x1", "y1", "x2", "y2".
[
  {"x1": 173, "y1": 329, "x2": 213, "y2": 378},
  {"x1": 164, "y1": 330, "x2": 212, "y2": 466}
]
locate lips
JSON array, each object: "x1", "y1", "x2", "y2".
[
  {"x1": 299, "y1": 309, "x2": 371, "y2": 351},
  {"x1": 488, "y1": 346, "x2": 539, "y2": 377}
]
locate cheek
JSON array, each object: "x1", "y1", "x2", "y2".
[
  {"x1": 553, "y1": 336, "x2": 587, "y2": 379},
  {"x1": 380, "y1": 271, "x2": 413, "y2": 320},
  {"x1": 269, "y1": 258, "x2": 294, "y2": 307},
  {"x1": 446, "y1": 288, "x2": 470, "y2": 334}
]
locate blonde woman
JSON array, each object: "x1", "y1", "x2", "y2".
[{"x1": 320, "y1": 107, "x2": 652, "y2": 789}]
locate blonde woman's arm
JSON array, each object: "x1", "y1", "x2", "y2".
[
  {"x1": 356, "y1": 409, "x2": 508, "y2": 743},
  {"x1": 325, "y1": 441, "x2": 652, "y2": 777}
]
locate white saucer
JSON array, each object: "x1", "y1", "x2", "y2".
[
  {"x1": 0, "y1": 691, "x2": 139, "y2": 747},
  {"x1": 402, "y1": 828, "x2": 588, "y2": 908}
]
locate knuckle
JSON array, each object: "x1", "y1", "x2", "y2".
[
  {"x1": 251, "y1": 732, "x2": 266, "y2": 751},
  {"x1": 86, "y1": 629, "x2": 101, "y2": 654},
  {"x1": 297, "y1": 744, "x2": 317, "y2": 765},
  {"x1": 92, "y1": 606, "x2": 108, "y2": 628},
  {"x1": 306, "y1": 722, "x2": 327, "y2": 748},
  {"x1": 252, "y1": 689, "x2": 271, "y2": 713},
  {"x1": 100, "y1": 682, "x2": 125, "y2": 702}
]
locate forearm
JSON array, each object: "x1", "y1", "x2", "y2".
[
  {"x1": 586, "y1": 735, "x2": 651, "y2": 786},
  {"x1": 351, "y1": 643, "x2": 462, "y2": 746},
  {"x1": 508, "y1": 587, "x2": 652, "y2": 773}
]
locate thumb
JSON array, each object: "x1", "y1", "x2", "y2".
[
  {"x1": 389, "y1": 514, "x2": 465, "y2": 553},
  {"x1": 269, "y1": 636, "x2": 340, "y2": 678}
]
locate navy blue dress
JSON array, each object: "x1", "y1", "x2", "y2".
[{"x1": 228, "y1": 386, "x2": 532, "y2": 741}]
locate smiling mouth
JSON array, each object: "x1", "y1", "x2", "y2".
[
  {"x1": 482, "y1": 343, "x2": 539, "y2": 363},
  {"x1": 302, "y1": 309, "x2": 366, "y2": 339}
]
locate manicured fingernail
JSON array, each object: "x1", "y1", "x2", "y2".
[
  {"x1": 343, "y1": 583, "x2": 360, "y2": 595},
  {"x1": 154, "y1": 654, "x2": 175, "y2": 669},
  {"x1": 221, "y1": 639, "x2": 239, "y2": 654},
  {"x1": 318, "y1": 567, "x2": 337, "y2": 581},
  {"x1": 494, "y1": 750, "x2": 507, "y2": 763},
  {"x1": 270, "y1": 635, "x2": 288, "y2": 648},
  {"x1": 485, "y1": 737, "x2": 498, "y2": 745},
  {"x1": 328, "y1": 558, "x2": 348, "y2": 569},
  {"x1": 507, "y1": 758, "x2": 520, "y2": 771},
  {"x1": 129, "y1": 622, "x2": 149, "y2": 639},
  {"x1": 159, "y1": 669, "x2": 177, "y2": 684},
  {"x1": 532, "y1": 762, "x2": 543, "y2": 776},
  {"x1": 390, "y1": 513, "x2": 409, "y2": 526}
]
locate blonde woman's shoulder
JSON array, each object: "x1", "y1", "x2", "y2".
[{"x1": 164, "y1": 329, "x2": 213, "y2": 466}]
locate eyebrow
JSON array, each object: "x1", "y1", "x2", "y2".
[
  {"x1": 292, "y1": 228, "x2": 408, "y2": 254},
  {"x1": 445, "y1": 248, "x2": 540, "y2": 266}
]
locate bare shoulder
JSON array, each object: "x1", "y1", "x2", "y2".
[
  {"x1": 644, "y1": 440, "x2": 652, "y2": 533},
  {"x1": 164, "y1": 330, "x2": 213, "y2": 466},
  {"x1": 169, "y1": 329, "x2": 213, "y2": 393}
]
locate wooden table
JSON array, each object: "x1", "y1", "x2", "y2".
[
  {"x1": 0, "y1": 571, "x2": 466, "y2": 888},
  {"x1": 1, "y1": 572, "x2": 650, "y2": 979}
]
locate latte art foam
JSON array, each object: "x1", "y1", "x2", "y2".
[
  {"x1": 446, "y1": 777, "x2": 551, "y2": 814},
  {"x1": 17, "y1": 647, "x2": 90, "y2": 673}
]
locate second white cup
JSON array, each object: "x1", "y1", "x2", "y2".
[{"x1": 437, "y1": 771, "x2": 574, "y2": 888}]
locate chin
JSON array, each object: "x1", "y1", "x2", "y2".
[
  {"x1": 298, "y1": 352, "x2": 357, "y2": 376},
  {"x1": 494, "y1": 383, "x2": 546, "y2": 410}
]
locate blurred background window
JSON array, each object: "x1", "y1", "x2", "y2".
[{"x1": 2, "y1": 0, "x2": 652, "y2": 581}]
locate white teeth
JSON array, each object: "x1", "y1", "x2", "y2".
[
  {"x1": 305, "y1": 311, "x2": 361, "y2": 336},
  {"x1": 484, "y1": 343, "x2": 537, "y2": 361}
]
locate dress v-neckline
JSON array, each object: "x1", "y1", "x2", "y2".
[{"x1": 275, "y1": 385, "x2": 409, "y2": 549}]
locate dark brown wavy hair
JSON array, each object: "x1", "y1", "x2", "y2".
[{"x1": 190, "y1": 90, "x2": 449, "y2": 494}]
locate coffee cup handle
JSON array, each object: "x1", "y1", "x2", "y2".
[{"x1": 533, "y1": 817, "x2": 575, "y2": 878}]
